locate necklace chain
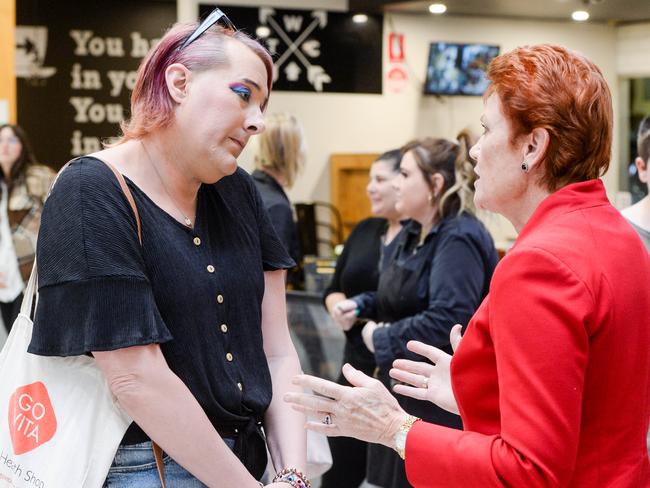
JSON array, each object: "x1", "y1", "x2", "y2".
[{"x1": 140, "y1": 140, "x2": 194, "y2": 228}]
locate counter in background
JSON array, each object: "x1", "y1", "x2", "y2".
[{"x1": 286, "y1": 290, "x2": 345, "y2": 381}]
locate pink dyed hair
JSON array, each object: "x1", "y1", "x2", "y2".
[{"x1": 118, "y1": 22, "x2": 273, "y2": 142}]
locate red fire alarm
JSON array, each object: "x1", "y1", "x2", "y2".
[{"x1": 388, "y1": 33, "x2": 404, "y2": 63}]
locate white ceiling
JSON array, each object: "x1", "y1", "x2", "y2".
[{"x1": 382, "y1": 0, "x2": 650, "y2": 24}]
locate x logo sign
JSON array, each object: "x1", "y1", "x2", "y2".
[{"x1": 260, "y1": 8, "x2": 331, "y2": 92}]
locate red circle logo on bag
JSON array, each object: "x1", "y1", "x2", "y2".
[{"x1": 8, "y1": 382, "x2": 57, "y2": 455}]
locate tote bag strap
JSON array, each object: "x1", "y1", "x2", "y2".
[
  {"x1": 152, "y1": 442, "x2": 167, "y2": 488},
  {"x1": 96, "y1": 159, "x2": 169, "y2": 487},
  {"x1": 99, "y1": 159, "x2": 142, "y2": 244},
  {"x1": 100, "y1": 161, "x2": 166, "y2": 487}
]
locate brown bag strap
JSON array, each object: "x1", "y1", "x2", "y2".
[
  {"x1": 102, "y1": 161, "x2": 167, "y2": 487},
  {"x1": 50, "y1": 157, "x2": 164, "y2": 486},
  {"x1": 48, "y1": 157, "x2": 143, "y2": 244},
  {"x1": 100, "y1": 160, "x2": 142, "y2": 245},
  {"x1": 152, "y1": 442, "x2": 167, "y2": 488},
  {"x1": 103, "y1": 160, "x2": 167, "y2": 487}
]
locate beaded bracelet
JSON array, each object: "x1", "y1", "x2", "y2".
[{"x1": 272, "y1": 467, "x2": 311, "y2": 488}]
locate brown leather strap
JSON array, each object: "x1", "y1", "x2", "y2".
[
  {"x1": 52, "y1": 157, "x2": 163, "y2": 485},
  {"x1": 102, "y1": 160, "x2": 166, "y2": 486},
  {"x1": 102, "y1": 160, "x2": 167, "y2": 486},
  {"x1": 49, "y1": 157, "x2": 143, "y2": 244},
  {"x1": 152, "y1": 442, "x2": 167, "y2": 488},
  {"x1": 100, "y1": 160, "x2": 143, "y2": 244}
]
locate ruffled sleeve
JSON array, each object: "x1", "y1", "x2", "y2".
[{"x1": 28, "y1": 157, "x2": 172, "y2": 356}]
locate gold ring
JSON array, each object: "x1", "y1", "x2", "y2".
[{"x1": 422, "y1": 377, "x2": 429, "y2": 389}]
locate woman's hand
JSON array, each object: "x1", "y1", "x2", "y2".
[
  {"x1": 361, "y1": 321, "x2": 378, "y2": 352},
  {"x1": 389, "y1": 324, "x2": 463, "y2": 415},
  {"x1": 284, "y1": 363, "x2": 408, "y2": 448},
  {"x1": 330, "y1": 299, "x2": 359, "y2": 331}
]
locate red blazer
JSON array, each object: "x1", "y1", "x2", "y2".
[{"x1": 405, "y1": 180, "x2": 650, "y2": 487}]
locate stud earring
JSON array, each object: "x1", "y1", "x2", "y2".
[{"x1": 521, "y1": 162, "x2": 529, "y2": 173}]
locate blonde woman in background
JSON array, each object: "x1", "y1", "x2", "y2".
[
  {"x1": 335, "y1": 134, "x2": 498, "y2": 488},
  {"x1": 252, "y1": 113, "x2": 306, "y2": 268}
]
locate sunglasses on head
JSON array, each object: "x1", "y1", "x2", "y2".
[{"x1": 178, "y1": 6, "x2": 236, "y2": 51}]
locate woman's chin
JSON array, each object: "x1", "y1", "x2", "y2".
[{"x1": 473, "y1": 192, "x2": 490, "y2": 211}]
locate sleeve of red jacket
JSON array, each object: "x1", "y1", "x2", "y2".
[{"x1": 404, "y1": 247, "x2": 594, "y2": 487}]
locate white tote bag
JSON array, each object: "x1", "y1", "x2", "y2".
[
  {"x1": 0, "y1": 162, "x2": 136, "y2": 487},
  {"x1": 0, "y1": 268, "x2": 132, "y2": 487}
]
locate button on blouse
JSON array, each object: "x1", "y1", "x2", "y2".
[{"x1": 29, "y1": 158, "x2": 295, "y2": 447}]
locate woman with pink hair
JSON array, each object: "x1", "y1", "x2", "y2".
[{"x1": 29, "y1": 8, "x2": 309, "y2": 488}]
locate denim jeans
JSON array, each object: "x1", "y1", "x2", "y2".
[{"x1": 103, "y1": 439, "x2": 236, "y2": 487}]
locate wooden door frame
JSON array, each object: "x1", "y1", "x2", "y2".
[{"x1": 330, "y1": 153, "x2": 378, "y2": 240}]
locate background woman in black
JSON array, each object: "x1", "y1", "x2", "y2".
[
  {"x1": 321, "y1": 149, "x2": 403, "y2": 488},
  {"x1": 337, "y1": 134, "x2": 498, "y2": 488},
  {"x1": 252, "y1": 112, "x2": 305, "y2": 269}
]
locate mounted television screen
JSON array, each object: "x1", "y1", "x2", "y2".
[{"x1": 425, "y1": 42, "x2": 500, "y2": 96}]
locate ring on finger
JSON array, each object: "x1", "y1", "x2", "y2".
[
  {"x1": 323, "y1": 413, "x2": 333, "y2": 425},
  {"x1": 422, "y1": 377, "x2": 429, "y2": 389}
]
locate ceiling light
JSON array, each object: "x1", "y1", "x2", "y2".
[
  {"x1": 572, "y1": 10, "x2": 589, "y2": 21},
  {"x1": 255, "y1": 26, "x2": 271, "y2": 38},
  {"x1": 352, "y1": 14, "x2": 368, "y2": 23},
  {"x1": 429, "y1": 3, "x2": 447, "y2": 14}
]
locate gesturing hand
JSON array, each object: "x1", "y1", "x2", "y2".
[
  {"x1": 389, "y1": 324, "x2": 463, "y2": 415},
  {"x1": 284, "y1": 363, "x2": 408, "y2": 449}
]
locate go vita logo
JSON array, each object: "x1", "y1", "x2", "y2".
[{"x1": 8, "y1": 382, "x2": 57, "y2": 455}]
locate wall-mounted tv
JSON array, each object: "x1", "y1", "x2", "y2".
[{"x1": 424, "y1": 42, "x2": 500, "y2": 96}]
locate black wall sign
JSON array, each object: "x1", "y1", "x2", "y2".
[
  {"x1": 199, "y1": 4, "x2": 383, "y2": 94},
  {"x1": 16, "y1": 0, "x2": 176, "y2": 169}
]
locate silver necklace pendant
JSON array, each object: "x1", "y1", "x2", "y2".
[{"x1": 141, "y1": 141, "x2": 195, "y2": 230}]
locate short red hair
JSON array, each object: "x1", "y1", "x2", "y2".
[{"x1": 486, "y1": 44, "x2": 612, "y2": 191}]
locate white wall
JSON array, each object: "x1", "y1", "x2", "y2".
[
  {"x1": 616, "y1": 21, "x2": 650, "y2": 199},
  {"x1": 616, "y1": 22, "x2": 650, "y2": 78},
  {"x1": 283, "y1": 13, "x2": 618, "y2": 241},
  {"x1": 179, "y1": 1, "x2": 620, "y2": 241}
]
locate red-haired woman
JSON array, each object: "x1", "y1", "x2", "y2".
[
  {"x1": 30, "y1": 9, "x2": 308, "y2": 488},
  {"x1": 285, "y1": 44, "x2": 650, "y2": 487}
]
